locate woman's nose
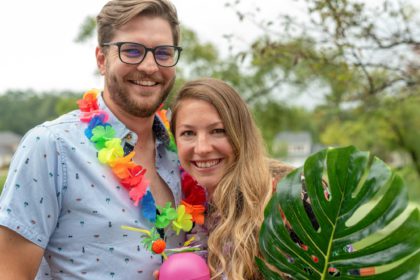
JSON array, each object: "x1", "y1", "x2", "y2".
[{"x1": 194, "y1": 134, "x2": 212, "y2": 154}]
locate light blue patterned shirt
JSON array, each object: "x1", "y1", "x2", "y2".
[{"x1": 0, "y1": 94, "x2": 183, "y2": 279}]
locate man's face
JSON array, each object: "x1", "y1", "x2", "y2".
[{"x1": 96, "y1": 16, "x2": 176, "y2": 118}]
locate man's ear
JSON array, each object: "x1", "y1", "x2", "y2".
[{"x1": 96, "y1": 46, "x2": 106, "y2": 75}]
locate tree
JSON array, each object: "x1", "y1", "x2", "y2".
[
  {"x1": 0, "y1": 91, "x2": 80, "y2": 135},
  {"x1": 226, "y1": 0, "x2": 420, "y2": 177},
  {"x1": 253, "y1": 101, "x2": 315, "y2": 155},
  {"x1": 228, "y1": 0, "x2": 420, "y2": 101}
]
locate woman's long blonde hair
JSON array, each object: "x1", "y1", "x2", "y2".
[{"x1": 171, "y1": 78, "x2": 274, "y2": 279}]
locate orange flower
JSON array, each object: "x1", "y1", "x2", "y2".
[
  {"x1": 156, "y1": 108, "x2": 170, "y2": 129},
  {"x1": 110, "y1": 151, "x2": 137, "y2": 179},
  {"x1": 83, "y1": 89, "x2": 99, "y2": 99},
  {"x1": 181, "y1": 200, "x2": 205, "y2": 225}
]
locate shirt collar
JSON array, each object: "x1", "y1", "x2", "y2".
[{"x1": 97, "y1": 93, "x2": 170, "y2": 148}]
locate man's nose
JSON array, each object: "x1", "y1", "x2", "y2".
[{"x1": 137, "y1": 51, "x2": 159, "y2": 74}]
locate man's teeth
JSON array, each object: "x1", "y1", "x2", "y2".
[
  {"x1": 132, "y1": 80, "x2": 157, "y2": 86},
  {"x1": 195, "y1": 160, "x2": 220, "y2": 168}
]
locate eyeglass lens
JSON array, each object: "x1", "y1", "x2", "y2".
[{"x1": 119, "y1": 43, "x2": 178, "y2": 67}]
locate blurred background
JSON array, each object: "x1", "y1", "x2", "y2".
[{"x1": 0, "y1": 0, "x2": 419, "y2": 207}]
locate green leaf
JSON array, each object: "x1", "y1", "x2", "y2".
[
  {"x1": 141, "y1": 227, "x2": 160, "y2": 251},
  {"x1": 257, "y1": 146, "x2": 420, "y2": 279}
]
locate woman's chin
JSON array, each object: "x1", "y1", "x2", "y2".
[{"x1": 197, "y1": 181, "x2": 216, "y2": 199}]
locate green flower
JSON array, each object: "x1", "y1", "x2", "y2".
[
  {"x1": 156, "y1": 202, "x2": 177, "y2": 229},
  {"x1": 91, "y1": 125, "x2": 116, "y2": 149}
]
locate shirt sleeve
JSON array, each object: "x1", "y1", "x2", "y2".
[{"x1": 0, "y1": 125, "x2": 65, "y2": 249}]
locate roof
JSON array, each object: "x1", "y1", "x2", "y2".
[
  {"x1": 274, "y1": 131, "x2": 312, "y2": 143},
  {"x1": 0, "y1": 131, "x2": 21, "y2": 146}
]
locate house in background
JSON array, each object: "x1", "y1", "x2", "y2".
[
  {"x1": 0, "y1": 131, "x2": 21, "y2": 168},
  {"x1": 272, "y1": 131, "x2": 323, "y2": 167}
]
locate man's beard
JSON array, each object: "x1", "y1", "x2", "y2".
[{"x1": 106, "y1": 74, "x2": 175, "y2": 118}]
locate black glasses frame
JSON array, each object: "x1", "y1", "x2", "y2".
[{"x1": 101, "y1": 42, "x2": 183, "y2": 67}]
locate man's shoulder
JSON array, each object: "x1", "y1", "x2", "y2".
[
  {"x1": 22, "y1": 110, "x2": 83, "y2": 144},
  {"x1": 41, "y1": 109, "x2": 80, "y2": 128}
]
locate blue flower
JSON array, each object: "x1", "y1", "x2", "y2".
[
  {"x1": 141, "y1": 190, "x2": 156, "y2": 223},
  {"x1": 84, "y1": 113, "x2": 109, "y2": 139}
]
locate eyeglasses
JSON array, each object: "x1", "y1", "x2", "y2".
[{"x1": 101, "y1": 42, "x2": 182, "y2": 67}]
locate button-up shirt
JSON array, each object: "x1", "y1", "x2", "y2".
[{"x1": 0, "y1": 94, "x2": 183, "y2": 279}]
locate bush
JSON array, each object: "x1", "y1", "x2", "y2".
[{"x1": 395, "y1": 165, "x2": 420, "y2": 204}]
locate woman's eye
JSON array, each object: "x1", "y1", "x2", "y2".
[
  {"x1": 180, "y1": 130, "x2": 194, "y2": 137},
  {"x1": 212, "y1": 128, "x2": 226, "y2": 134}
]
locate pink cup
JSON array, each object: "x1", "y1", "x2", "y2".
[{"x1": 159, "y1": 252, "x2": 210, "y2": 280}]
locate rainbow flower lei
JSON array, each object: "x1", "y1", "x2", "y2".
[{"x1": 77, "y1": 89, "x2": 206, "y2": 256}]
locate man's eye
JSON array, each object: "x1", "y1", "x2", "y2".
[
  {"x1": 155, "y1": 47, "x2": 174, "y2": 60},
  {"x1": 122, "y1": 48, "x2": 142, "y2": 57}
]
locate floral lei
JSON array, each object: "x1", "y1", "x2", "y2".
[{"x1": 77, "y1": 89, "x2": 206, "y2": 257}]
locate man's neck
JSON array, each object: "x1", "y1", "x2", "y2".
[{"x1": 102, "y1": 93, "x2": 155, "y2": 144}]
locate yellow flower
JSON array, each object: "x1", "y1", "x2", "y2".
[
  {"x1": 172, "y1": 205, "x2": 193, "y2": 235},
  {"x1": 98, "y1": 138, "x2": 124, "y2": 164}
]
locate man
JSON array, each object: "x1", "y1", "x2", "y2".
[{"x1": 0, "y1": 0, "x2": 184, "y2": 278}]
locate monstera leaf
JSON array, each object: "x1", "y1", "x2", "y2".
[{"x1": 257, "y1": 146, "x2": 420, "y2": 279}]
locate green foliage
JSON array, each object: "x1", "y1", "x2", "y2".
[
  {"x1": 0, "y1": 90, "x2": 80, "y2": 135},
  {"x1": 396, "y1": 166, "x2": 420, "y2": 203},
  {"x1": 0, "y1": 173, "x2": 6, "y2": 194},
  {"x1": 320, "y1": 118, "x2": 392, "y2": 160},
  {"x1": 228, "y1": 0, "x2": 420, "y2": 179},
  {"x1": 178, "y1": 28, "x2": 220, "y2": 70},
  {"x1": 55, "y1": 95, "x2": 79, "y2": 115},
  {"x1": 252, "y1": 102, "x2": 316, "y2": 155},
  {"x1": 74, "y1": 16, "x2": 96, "y2": 43},
  {"x1": 318, "y1": 94, "x2": 420, "y2": 178},
  {"x1": 257, "y1": 146, "x2": 420, "y2": 279},
  {"x1": 383, "y1": 96, "x2": 420, "y2": 176}
]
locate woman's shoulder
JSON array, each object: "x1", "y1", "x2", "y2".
[{"x1": 268, "y1": 158, "x2": 295, "y2": 190}]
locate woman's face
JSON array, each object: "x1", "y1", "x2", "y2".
[{"x1": 175, "y1": 99, "x2": 234, "y2": 196}]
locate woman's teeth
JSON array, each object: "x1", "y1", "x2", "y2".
[{"x1": 194, "y1": 159, "x2": 220, "y2": 168}]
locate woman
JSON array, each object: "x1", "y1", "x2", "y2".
[{"x1": 170, "y1": 78, "x2": 293, "y2": 279}]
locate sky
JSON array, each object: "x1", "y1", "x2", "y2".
[{"x1": 0, "y1": 0, "x2": 288, "y2": 93}]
